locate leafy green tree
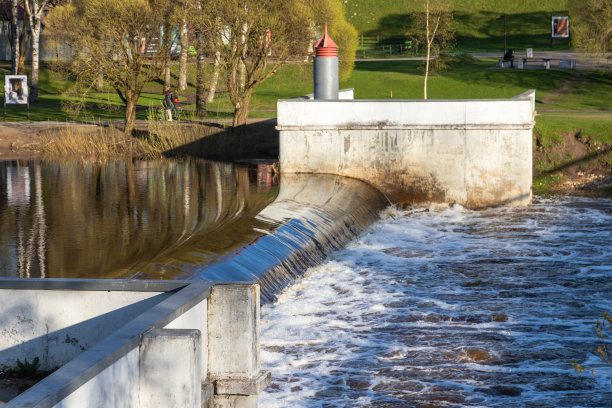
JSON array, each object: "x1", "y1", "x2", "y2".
[
  {"x1": 207, "y1": 0, "x2": 312, "y2": 127},
  {"x1": 310, "y1": 0, "x2": 358, "y2": 80},
  {"x1": 46, "y1": 0, "x2": 175, "y2": 135},
  {"x1": 568, "y1": 0, "x2": 612, "y2": 54}
]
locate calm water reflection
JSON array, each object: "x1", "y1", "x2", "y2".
[{"x1": 0, "y1": 160, "x2": 278, "y2": 279}]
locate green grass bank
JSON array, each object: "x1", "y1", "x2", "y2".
[{"x1": 344, "y1": 0, "x2": 571, "y2": 52}]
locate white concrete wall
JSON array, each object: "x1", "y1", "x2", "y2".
[
  {"x1": 164, "y1": 299, "x2": 208, "y2": 375},
  {"x1": 52, "y1": 348, "x2": 140, "y2": 408},
  {"x1": 2, "y1": 281, "x2": 268, "y2": 408},
  {"x1": 303, "y1": 88, "x2": 354, "y2": 100},
  {"x1": 277, "y1": 94, "x2": 535, "y2": 208},
  {"x1": 0, "y1": 289, "x2": 168, "y2": 370}
]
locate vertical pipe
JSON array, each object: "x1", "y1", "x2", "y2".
[{"x1": 313, "y1": 24, "x2": 339, "y2": 100}]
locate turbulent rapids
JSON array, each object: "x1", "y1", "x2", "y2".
[{"x1": 259, "y1": 197, "x2": 612, "y2": 407}]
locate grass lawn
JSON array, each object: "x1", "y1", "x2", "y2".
[
  {"x1": 2, "y1": 58, "x2": 611, "y2": 121},
  {"x1": 2, "y1": 59, "x2": 611, "y2": 152},
  {"x1": 344, "y1": 0, "x2": 570, "y2": 52}
]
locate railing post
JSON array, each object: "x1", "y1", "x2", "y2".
[
  {"x1": 140, "y1": 329, "x2": 202, "y2": 408},
  {"x1": 207, "y1": 284, "x2": 270, "y2": 408}
]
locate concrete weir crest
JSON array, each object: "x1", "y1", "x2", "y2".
[{"x1": 277, "y1": 90, "x2": 536, "y2": 208}]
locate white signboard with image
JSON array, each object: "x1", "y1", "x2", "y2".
[
  {"x1": 4, "y1": 75, "x2": 29, "y2": 105},
  {"x1": 552, "y1": 16, "x2": 570, "y2": 38}
]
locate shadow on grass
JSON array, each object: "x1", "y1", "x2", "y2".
[
  {"x1": 366, "y1": 10, "x2": 571, "y2": 52},
  {"x1": 163, "y1": 119, "x2": 279, "y2": 160},
  {"x1": 538, "y1": 147, "x2": 612, "y2": 177}
]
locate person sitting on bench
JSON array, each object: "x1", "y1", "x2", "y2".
[{"x1": 503, "y1": 49, "x2": 515, "y2": 68}]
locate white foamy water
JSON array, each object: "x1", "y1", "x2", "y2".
[{"x1": 259, "y1": 197, "x2": 612, "y2": 407}]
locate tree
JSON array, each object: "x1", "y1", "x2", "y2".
[
  {"x1": 9, "y1": 0, "x2": 19, "y2": 75},
  {"x1": 177, "y1": 0, "x2": 189, "y2": 91},
  {"x1": 23, "y1": 0, "x2": 50, "y2": 102},
  {"x1": 207, "y1": 0, "x2": 312, "y2": 127},
  {"x1": 47, "y1": 0, "x2": 175, "y2": 135},
  {"x1": 187, "y1": 2, "x2": 217, "y2": 116},
  {"x1": 309, "y1": 0, "x2": 358, "y2": 80},
  {"x1": 568, "y1": 0, "x2": 612, "y2": 55},
  {"x1": 406, "y1": 0, "x2": 454, "y2": 99},
  {"x1": 0, "y1": 0, "x2": 30, "y2": 75}
]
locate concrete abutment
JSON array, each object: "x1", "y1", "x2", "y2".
[{"x1": 278, "y1": 90, "x2": 535, "y2": 208}]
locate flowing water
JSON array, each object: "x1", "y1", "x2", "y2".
[
  {"x1": 0, "y1": 160, "x2": 386, "y2": 301},
  {"x1": 260, "y1": 197, "x2": 612, "y2": 407}
]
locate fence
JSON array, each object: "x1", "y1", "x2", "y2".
[{"x1": 358, "y1": 35, "x2": 415, "y2": 58}]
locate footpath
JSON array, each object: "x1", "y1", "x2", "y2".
[{"x1": 356, "y1": 51, "x2": 612, "y2": 70}]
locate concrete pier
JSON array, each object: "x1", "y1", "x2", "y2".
[{"x1": 277, "y1": 91, "x2": 536, "y2": 208}]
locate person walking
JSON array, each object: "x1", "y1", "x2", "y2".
[{"x1": 163, "y1": 88, "x2": 175, "y2": 121}]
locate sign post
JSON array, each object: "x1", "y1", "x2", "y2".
[
  {"x1": 551, "y1": 16, "x2": 570, "y2": 48},
  {"x1": 4, "y1": 75, "x2": 29, "y2": 121}
]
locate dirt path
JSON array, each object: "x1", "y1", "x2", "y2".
[{"x1": 541, "y1": 73, "x2": 587, "y2": 105}]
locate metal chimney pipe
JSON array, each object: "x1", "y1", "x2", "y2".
[{"x1": 313, "y1": 24, "x2": 339, "y2": 100}]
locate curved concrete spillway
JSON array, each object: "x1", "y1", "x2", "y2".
[
  {"x1": 0, "y1": 160, "x2": 388, "y2": 302},
  {"x1": 191, "y1": 173, "x2": 388, "y2": 302}
]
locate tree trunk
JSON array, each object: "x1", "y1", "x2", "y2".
[
  {"x1": 124, "y1": 93, "x2": 138, "y2": 136},
  {"x1": 164, "y1": 64, "x2": 171, "y2": 90},
  {"x1": 31, "y1": 21, "x2": 41, "y2": 101},
  {"x1": 10, "y1": 0, "x2": 19, "y2": 75},
  {"x1": 96, "y1": 72, "x2": 104, "y2": 91},
  {"x1": 424, "y1": 0, "x2": 430, "y2": 100},
  {"x1": 17, "y1": 27, "x2": 31, "y2": 75},
  {"x1": 206, "y1": 50, "x2": 221, "y2": 104},
  {"x1": 232, "y1": 89, "x2": 252, "y2": 127},
  {"x1": 178, "y1": 18, "x2": 188, "y2": 91},
  {"x1": 424, "y1": 47, "x2": 430, "y2": 100},
  {"x1": 237, "y1": 22, "x2": 248, "y2": 94},
  {"x1": 195, "y1": 49, "x2": 206, "y2": 117}
]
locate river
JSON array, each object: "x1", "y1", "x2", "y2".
[
  {"x1": 1, "y1": 160, "x2": 611, "y2": 406},
  {"x1": 259, "y1": 197, "x2": 612, "y2": 407}
]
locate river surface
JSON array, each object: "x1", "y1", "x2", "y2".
[
  {"x1": 0, "y1": 159, "x2": 278, "y2": 280},
  {"x1": 259, "y1": 197, "x2": 612, "y2": 407}
]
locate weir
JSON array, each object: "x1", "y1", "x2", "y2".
[
  {"x1": 0, "y1": 172, "x2": 388, "y2": 407},
  {"x1": 2, "y1": 27, "x2": 538, "y2": 405},
  {"x1": 191, "y1": 173, "x2": 387, "y2": 301}
]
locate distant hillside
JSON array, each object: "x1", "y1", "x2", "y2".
[{"x1": 344, "y1": 0, "x2": 570, "y2": 52}]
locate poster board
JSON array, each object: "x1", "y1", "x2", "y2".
[
  {"x1": 552, "y1": 16, "x2": 569, "y2": 38},
  {"x1": 4, "y1": 75, "x2": 29, "y2": 105}
]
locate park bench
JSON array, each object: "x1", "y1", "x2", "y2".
[
  {"x1": 498, "y1": 47, "x2": 576, "y2": 70},
  {"x1": 518, "y1": 57, "x2": 551, "y2": 69}
]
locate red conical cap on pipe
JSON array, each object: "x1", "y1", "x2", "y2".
[{"x1": 314, "y1": 24, "x2": 337, "y2": 57}]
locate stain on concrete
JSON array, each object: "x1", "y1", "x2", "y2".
[{"x1": 64, "y1": 334, "x2": 79, "y2": 346}]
